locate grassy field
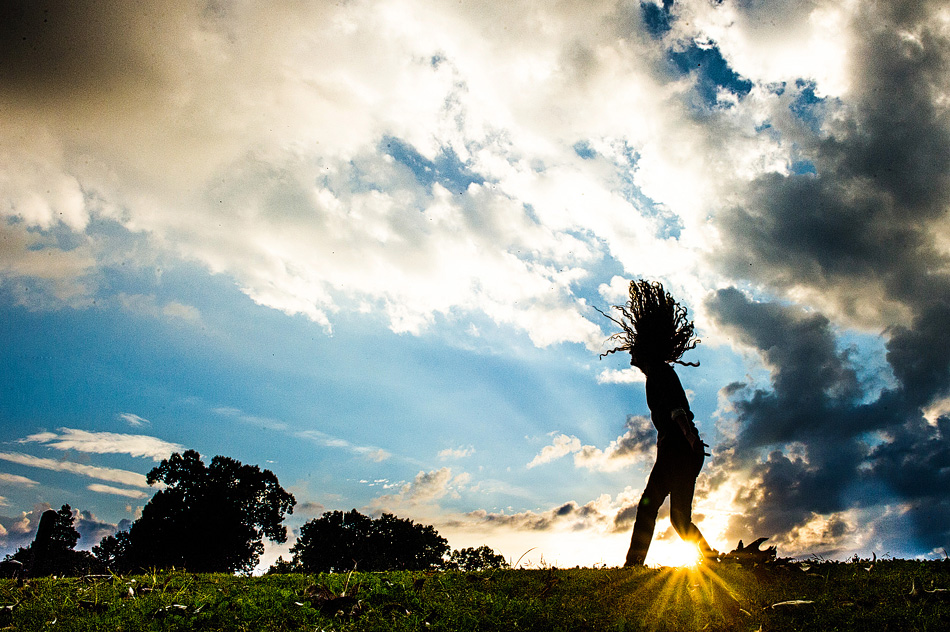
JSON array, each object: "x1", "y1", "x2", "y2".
[{"x1": 1, "y1": 559, "x2": 949, "y2": 631}]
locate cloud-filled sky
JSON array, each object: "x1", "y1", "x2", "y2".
[{"x1": 2, "y1": 0, "x2": 950, "y2": 568}]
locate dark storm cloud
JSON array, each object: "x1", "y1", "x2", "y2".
[
  {"x1": 706, "y1": 290, "x2": 870, "y2": 540},
  {"x1": 704, "y1": 1, "x2": 950, "y2": 556},
  {"x1": 715, "y1": 1, "x2": 950, "y2": 314},
  {"x1": 0, "y1": 0, "x2": 174, "y2": 101},
  {"x1": 885, "y1": 304, "x2": 950, "y2": 408},
  {"x1": 707, "y1": 287, "x2": 950, "y2": 554},
  {"x1": 838, "y1": 2, "x2": 950, "y2": 216}
]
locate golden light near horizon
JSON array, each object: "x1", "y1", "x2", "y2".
[
  {"x1": 639, "y1": 512, "x2": 730, "y2": 569},
  {"x1": 441, "y1": 510, "x2": 733, "y2": 570},
  {"x1": 645, "y1": 538, "x2": 703, "y2": 568}
]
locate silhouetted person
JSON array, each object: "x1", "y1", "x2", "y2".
[{"x1": 598, "y1": 280, "x2": 717, "y2": 566}]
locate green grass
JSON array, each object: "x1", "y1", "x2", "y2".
[{"x1": 1, "y1": 559, "x2": 948, "y2": 631}]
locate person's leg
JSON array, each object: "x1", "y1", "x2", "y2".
[
  {"x1": 625, "y1": 457, "x2": 672, "y2": 566},
  {"x1": 668, "y1": 452, "x2": 717, "y2": 559}
]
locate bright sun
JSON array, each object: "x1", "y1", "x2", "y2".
[{"x1": 646, "y1": 539, "x2": 703, "y2": 568}]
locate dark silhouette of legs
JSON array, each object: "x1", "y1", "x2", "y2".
[
  {"x1": 668, "y1": 454, "x2": 716, "y2": 559},
  {"x1": 625, "y1": 470, "x2": 663, "y2": 566},
  {"x1": 625, "y1": 448, "x2": 711, "y2": 566}
]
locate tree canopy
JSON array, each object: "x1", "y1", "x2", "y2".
[
  {"x1": 94, "y1": 450, "x2": 295, "y2": 574},
  {"x1": 289, "y1": 510, "x2": 449, "y2": 572}
]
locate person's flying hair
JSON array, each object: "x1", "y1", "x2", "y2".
[{"x1": 595, "y1": 279, "x2": 700, "y2": 368}]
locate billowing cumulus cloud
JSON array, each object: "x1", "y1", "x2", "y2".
[
  {"x1": 527, "y1": 434, "x2": 583, "y2": 469},
  {"x1": 528, "y1": 416, "x2": 655, "y2": 471},
  {"x1": 0, "y1": 0, "x2": 743, "y2": 347},
  {"x1": 692, "y1": 0, "x2": 950, "y2": 558},
  {"x1": 596, "y1": 368, "x2": 646, "y2": 385},
  {"x1": 0, "y1": 503, "x2": 50, "y2": 552},
  {"x1": 369, "y1": 467, "x2": 471, "y2": 514}
]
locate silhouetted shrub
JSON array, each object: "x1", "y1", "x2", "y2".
[
  {"x1": 286, "y1": 509, "x2": 449, "y2": 572},
  {"x1": 444, "y1": 545, "x2": 509, "y2": 571}
]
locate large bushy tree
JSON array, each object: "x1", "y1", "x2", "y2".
[
  {"x1": 289, "y1": 510, "x2": 449, "y2": 572},
  {"x1": 94, "y1": 450, "x2": 295, "y2": 574}
]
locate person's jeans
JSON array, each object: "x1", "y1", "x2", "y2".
[{"x1": 625, "y1": 446, "x2": 713, "y2": 566}]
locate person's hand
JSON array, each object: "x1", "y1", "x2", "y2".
[{"x1": 689, "y1": 435, "x2": 711, "y2": 457}]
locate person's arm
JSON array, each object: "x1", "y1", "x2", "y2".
[{"x1": 671, "y1": 408, "x2": 710, "y2": 456}]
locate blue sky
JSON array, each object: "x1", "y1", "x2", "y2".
[{"x1": 2, "y1": 0, "x2": 950, "y2": 570}]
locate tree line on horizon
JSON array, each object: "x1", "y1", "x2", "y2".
[{"x1": 1, "y1": 450, "x2": 506, "y2": 577}]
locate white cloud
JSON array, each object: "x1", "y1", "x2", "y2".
[
  {"x1": 527, "y1": 417, "x2": 654, "y2": 472},
  {"x1": 0, "y1": 223, "x2": 97, "y2": 308},
  {"x1": 445, "y1": 486, "x2": 645, "y2": 536},
  {"x1": 438, "y1": 445, "x2": 475, "y2": 460},
  {"x1": 526, "y1": 434, "x2": 582, "y2": 468},
  {"x1": 363, "y1": 449, "x2": 392, "y2": 463},
  {"x1": 0, "y1": 452, "x2": 151, "y2": 488},
  {"x1": 87, "y1": 484, "x2": 149, "y2": 499},
  {"x1": 117, "y1": 293, "x2": 202, "y2": 324},
  {"x1": 294, "y1": 429, "x2": 391, "y2": 462},
  {"x1": 118, "y1": 413, "x2": 150, "y2": 427},
  {"x1": 214, "y1": 407, "x2": 289, "y2": 432},
  {"x1": 0, "y1": 0, "x2": 747, "y2": 348},
  {"x1": 0, "y1": 473, "x2": 39, "y2": 487},
  {"x1": 369, "y1": 467, "x2": 470, "y2": 514},
  {"x1": 682, "y1": 0, "x2": 854, "y2": 97},
  {"x1": 162, "y1": 301, "x2": 202, "y2": 322},
  {"x1": 596, "y1": 368, "x2": 645, "y2": 385},
  {"x1": 19, "y1": 428, "x2": 183, "y2": 461},
  {"x1": 214, "y1": 407, "x2": 389, "y2": 460}
]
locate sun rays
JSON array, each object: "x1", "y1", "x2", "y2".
[{"x1": 614, "y1": 559, "x2": 743, "y2": 632}]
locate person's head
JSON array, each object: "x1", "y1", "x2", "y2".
[{"x1": 597, "y1": 279, "x2": 700, "y2": 372}]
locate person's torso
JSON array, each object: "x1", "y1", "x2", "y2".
[{"x1": 645, "y1": 364, "x2": 698, "y2": 450}]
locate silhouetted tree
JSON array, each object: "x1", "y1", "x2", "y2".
[
  {"x1": 4, "y1": 504, "x2": 99, "y2": 576},
  {"x1": 95, "y1": 450, "x2": 295, "y2": 574},
  {"x1": 444, "y1": 545, "x2": 509, "y2": 571},
  {"x1": 91, "y1": 530, "x2": 132, "y2": 572},
  {"x1": 289, "y1": 510, "x2": 449, "y2": 572}
]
